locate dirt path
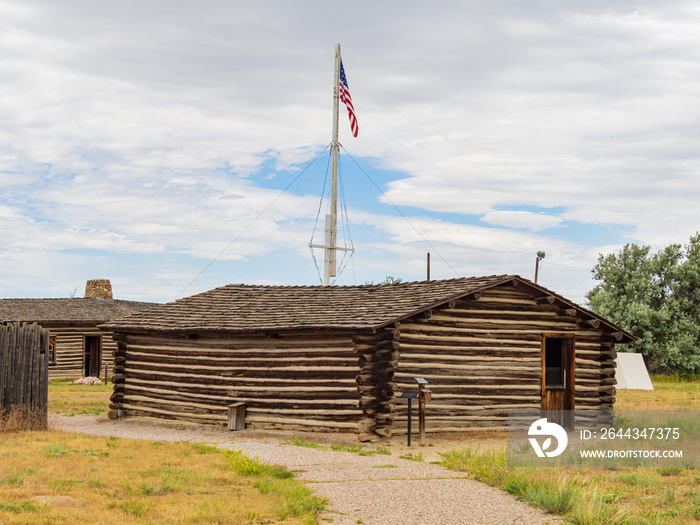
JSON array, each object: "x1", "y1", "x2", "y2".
[{"x1": 49, "y1": 414, "x2": 561, "y2": 525}]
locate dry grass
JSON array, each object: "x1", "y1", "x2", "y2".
[
  {"x1": 0, "y1": 430, "x2": 323, "y2": 524},
  {"x1": 0, "y1": 406, "x2": 47, "y2": 432},
  {"x1": 1, "y1": 380, "x2": 325, "y2": 524}
]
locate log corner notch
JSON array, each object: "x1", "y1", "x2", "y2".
[
  {"x1": 353, "y1": 329, "x2": 399, "y2": 441},
  {"x1": 107, "y1": 336, "x2": 127, "y2": 420}
]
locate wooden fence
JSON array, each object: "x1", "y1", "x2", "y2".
[{"x1": 0, "y1": 322, "x2": 50, "y2": 427}]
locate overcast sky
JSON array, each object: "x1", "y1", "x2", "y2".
[{"x1": 2, "y1": 0, "x2": 699, "y2": 304}]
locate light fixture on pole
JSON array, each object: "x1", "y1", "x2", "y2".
[{"x1": 535, "y1": 251, "x2": 545, "y2": 284}]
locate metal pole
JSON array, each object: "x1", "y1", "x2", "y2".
[
  {"x1": 323, "y1": 43, "x2": 341, "y2": 286},
  {"x1": 418, "y1": 383, "x2": 425, "y2": 442},
  {"x1": 406, "y1": 398, "x2": 412, "y2": 447},
  {"x1": 535, "y1": 256, "x2": 540, "y2": 284},
  {"x1": 426, "y1": 252, "x2": 431, "y2": 281}
]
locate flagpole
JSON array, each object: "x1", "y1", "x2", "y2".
[{"x1": 323, "y1": 43, "x2": 341, "y2": 286}]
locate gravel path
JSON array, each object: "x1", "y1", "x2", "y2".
[{"x1": 49, "y1": 415, "x2": 561, "y2": 525}]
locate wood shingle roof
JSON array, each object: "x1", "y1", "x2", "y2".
[
  {"x1": 100, "y1": 275, "x2": 634, "y2": 341},
  {"x1": 0, "y1": 298, "x2": 157, "y2": 325}
]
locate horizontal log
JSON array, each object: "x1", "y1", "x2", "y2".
[
  {"x1": 607, "y1": 332, "x2": 624, "y2": 341},
  {"x1": 128, "y1": 333, "x2": 354, "y2": 347},
  {"x1": 352, "y1": 331, "x2": 399, "y2": 345},
  {"x1": 359, "y1": 396, "x2": 384, "y2": 408},
  {"x1": 120, "y1": 403, "x2": 226, "y2": 422},
  {"x1": 359, "y1": 360, "x2": 397, "y2": 374},
  {"x1": 357, "y1": 385, "x2": 397, "y2": 396},
  {"x1": 353, "y1": 341, "x2": 400, "y2": 354},
  {"x1": 126, "y1": 349, "x2": 355, "y2": 365},
  {"x1": 375, "y1": 413, "x2": 394, "y2": 425},
  {"x1": 398, "y1": 332, "x2": 537, "y2": 347},
  {"x1": 374, "y1": 427, "x2": 392, "y2": 437},
  {"x1": 355, "y1": 374, "x2": 373, "y2": 385},
  {"x1": 392, "y1": 394, "x2": 540, "y2": 403},
  {"x1": 576, "y1": 368, "x2": 615, "y2": 379},
  {"x1": 351, "y1": 369, "x2": 395, "y2": 383},
  {"x1": 399, "y1": 345, "x2": 540, "y2": 359},
  {"x1": 245, "y1": 407, "x2": 361, "y2": 417},
  {"x1": 124, "y1": 367, "x2": 357, "y2": 385},
  {"x1": 125, "y1": 385, "x2": 358, "y2": 410},
  {"x1": 400, "y1": 322, "x2": 613, "y2": 343},
  {"x1": 124, "y1": 357, "x2": 357, "y2": 375},
  {"x1": 395, "y1": 426, "x2": 509, "y2": 435},
  {"x1": 110, "y1": 393, "x2": 124, "y2": 403},
  {"x1": 536, "y1": 295, "x2": 556, "y2": 305},
  {"x1": 357, "y1": 350, "x2": 401, "y2": 365},
  {"x1": 400, "y1": 375, "x2": 539, "y2": 386},
  {"x1": 358, "y1": 419, "x2": 377, "y2": 433},
  {"x1": 578, "y1": 319, "x2": 601, "y2": 329},
  {"x1": 245, "y1": 414, "x2": 358, "y2": 429},
  {"x1": 127, "y1": 343, "x2": 355, "y2": 358},
  {"x1": 129, "y1": 379, "x2": 357, "y2": 396}
]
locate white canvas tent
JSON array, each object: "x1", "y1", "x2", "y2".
[{"x1": 615, "y1": 352, "x2": 654, "y2": 390}]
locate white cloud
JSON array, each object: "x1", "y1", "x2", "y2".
[
  {"x1": 1, "y1": 0, "x2": 699, "y2": 302},
  {"x1": 481, "y1": 210, "x2": 562, "y2": 231}
]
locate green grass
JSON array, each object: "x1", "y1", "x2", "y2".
[
  {"x1": 283, "y1": 437, "x2": 392, "y2": 457},
  {"x1": 398, "y1": 451, "x2": 424, "y2": 462},
  {"x1": 48, "y1": 380, "x2": 112, "y2": 416},
  {"x1": 282, "y1": 436, "x2": 321, "y2": 449}
]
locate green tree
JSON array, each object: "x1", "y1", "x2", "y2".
[
  {"x1": 364, "y1": 276, "x2": 403, "y2": 285},
  {"x1": 587, "y1": 233, "x2": 700, "y2": 376}
]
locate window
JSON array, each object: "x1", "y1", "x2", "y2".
[
  {"x1": 48, "y1": 336, "x2": 57, "y2": 365},
  {"x1": 544, "y1": 338, "x2": 564, "y2": 388}
]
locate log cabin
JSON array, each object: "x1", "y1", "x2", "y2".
[
  {"x1": 101, "y1": 275, "x2": 635, "y2": 440},
  {"x1": 0, "y1": 280, "x2": 157, "y2": 380}
]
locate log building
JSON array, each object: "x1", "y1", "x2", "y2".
[
  {"x1": 101, "y1": 275, "x2": 634, "y2": 440},
  {"x1": 0, "y1": 280, "x2": 157, "y2": 379}
]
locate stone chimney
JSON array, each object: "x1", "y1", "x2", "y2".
[{"x1": 84, "y1": 279, "x2": 113, "y2": 300}]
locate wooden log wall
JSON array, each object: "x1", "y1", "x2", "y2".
[
  {"x1": 392, "y1": 284, "x2": 618, "y2": 434},
  {"x1": 353, "y1": 329, "x2": 399, "y2": 441},
  {"x1": 0, "y1": 322, "x2": 50, "y2": 424},
  {"x1": 109, "y1": 331, "x2": 364, "y2": 433},
  {"x1": 43, "y1": 324, "x2": 118, "y2": 379}
]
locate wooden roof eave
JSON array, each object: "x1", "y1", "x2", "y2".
[
  {"x1": 510, "y1": 278, "x2": 637, "y2": 343},
  {"x1": 2, "y1": 319, "x2": 99, "y2": 327},
  {"x1": 370, "y1": 275, "x2": 636, "y2": 344},
  {"x1": 99, "y1": 323, "x2": 378, "y2": 338},
  {"x1": 372, "y1": 275, "x2": 521, "y2": 331}
]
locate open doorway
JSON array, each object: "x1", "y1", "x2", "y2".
[
  {"x1": 84, "y1": 336, "x2": 102, "y2": 378},
  {"x1": 541, "y1": 333, "x2": 575, "y2": 429}
]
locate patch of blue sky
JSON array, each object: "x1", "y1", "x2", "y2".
[
  {"x1": 543, "y1": 220, "x2": 636, "y2": 247},
  {"x1": 495, "y1": 204, "x2": 568, "y2": 215},
  {"x1": 247, "y1": 152, "x2": 408, "y2": 209},
  {"x1": 484, "y1": 204, "x2": 636, "y2": 247}
]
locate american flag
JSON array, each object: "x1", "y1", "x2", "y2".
[{"x1": 339, "y1": 59, "x2": 358, "y2": 138}]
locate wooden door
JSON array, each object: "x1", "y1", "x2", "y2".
[
  {"x1": 541, "y1": 333, "x2": 575, "y2": 430},
  {"x1": 84, "y1": 336, "x2": 102, "y2": 378}
]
